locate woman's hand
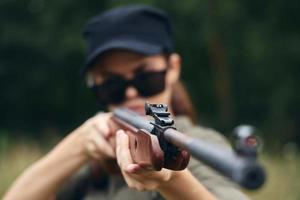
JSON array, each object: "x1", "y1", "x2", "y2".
[
  {"x1": 115, "y1": 129, "x2": 174, "y2": 191},
  {"x1": 3, "y1": 112, "x2": 118, "y2": 200},
  {"x1": 115, "y1": 129, "x2": 217, "y2": 200},
  {"x1": 74, "y1": 113, "x2": 117, "y2": 161}
]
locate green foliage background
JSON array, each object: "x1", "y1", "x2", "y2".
[{"x1": 0, "y1": 0, "x2": 299, "y2": 149}]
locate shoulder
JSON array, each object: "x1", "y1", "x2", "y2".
[
  {"x1": 174, "y1": 116, "x2": 250, "y2": 200},
  {"x1": 174, "y1": 116, "x2": 231, "y2": 149}
]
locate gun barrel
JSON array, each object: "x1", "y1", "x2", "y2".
[
  {"x1": 113, "y1": 108, "x2": 266, "y2": 190},
  {"x1": 163, "y1": 128, "x2": 265, "y2": 190}
]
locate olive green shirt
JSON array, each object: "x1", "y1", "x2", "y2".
[{"x1": 58, "y1": 116, "x2": 250, "y2": 200}]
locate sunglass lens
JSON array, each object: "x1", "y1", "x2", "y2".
[
  {"x1": 135, "y1": 71, "x2": 166, "y2": 97},
  {"x1": 93, "y1": 78, "x2": 126, "y2": 105}
]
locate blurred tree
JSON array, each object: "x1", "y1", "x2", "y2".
[
  {"x1": 0, "y1": 0, "x2": 109, "y2": 133},
  {"x1": 0, "y1": 0, "x2": 299, "y2": 148}
]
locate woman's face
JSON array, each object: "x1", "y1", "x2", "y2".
[{"x1": 88, "y1": 50, "x2": 181, "y2": 114}]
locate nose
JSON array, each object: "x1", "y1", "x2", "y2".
[{"x1": 124, "y1": 86, "x2": 139, "y2": 100}]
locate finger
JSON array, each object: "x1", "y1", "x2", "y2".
[
  {"x1": 125, "y1": 163, "x2": 143, "y2": 174},
  {"x1": 115, "y1": 130, "x2": 149, "y2": 174},
  {"x1": 107, "y1": 117, "x2": 119, "y2": 138},
  {"x1": 85, "y1": 141, "x2": 102, "y2": 160},
  {"x1": 85, "y1": 128, "x2": 114, "y2": 159},
  {"x1": 114, "y1": 136, "x2": 143, "y2": 190},
  {"x1": 116, "y1": 130, "x2": 134, "y2": 170},
  {"x1": 92, "y1": 130, "x2": 115, "y2": 158},
  {"x1": 92, "y1": 113, "x2": 112, "y2": 138}
]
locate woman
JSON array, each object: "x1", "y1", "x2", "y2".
[{"x1": 4, "y1": 5, "x2": 249, "y2": 200}]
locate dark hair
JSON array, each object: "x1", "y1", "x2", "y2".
[{"x1": 171, "y1": 81, "x2": 198, "y2": 123}]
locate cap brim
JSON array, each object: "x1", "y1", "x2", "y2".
[{"x1": 82, "y1": 39, "x2": 163, "y2": 74}]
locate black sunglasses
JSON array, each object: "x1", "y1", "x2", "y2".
[{"x1": 91, "y1": 70, "x2": 167, "y2": 105}]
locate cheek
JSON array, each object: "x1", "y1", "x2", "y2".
[
  {"x1": 165, "y1": 66, "x2": 179, "y2": 87},
  {"x1": 165, "y1": 73, "x2": 172, "y2": 87}
]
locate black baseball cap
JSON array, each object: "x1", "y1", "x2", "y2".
[{"x1": 81, "y1": 5, "x2": 174, "y2": 74}]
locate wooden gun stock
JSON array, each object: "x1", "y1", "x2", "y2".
[{"x1": 112, "y1": 117, "x2": 190, "y2": 171}]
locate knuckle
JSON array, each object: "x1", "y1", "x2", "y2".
[{"x1": 86, "y1": 142, "x2": 95, "y2": 151}]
